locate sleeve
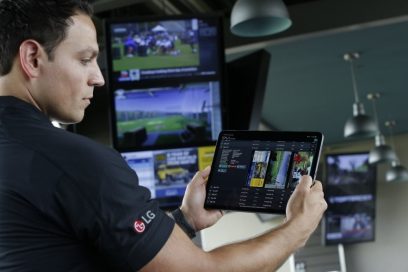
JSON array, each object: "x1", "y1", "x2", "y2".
[{"x1": 54, "y1": 148, "x2": 175, "y2": 271}]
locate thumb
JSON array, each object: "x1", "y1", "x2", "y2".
[
  {"x1": 191, "y1": 166, "x2": 211, "y2": 186},
  {"x1": 199, "y1": 166, "x2": 211, "y2": 180},
  {"x1": 297, "y1": 175, "x2": 313, "y2": 190}
]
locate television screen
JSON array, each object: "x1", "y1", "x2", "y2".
[
  {"x1": 106, "y1": 16, "x2": 223, "y2": 84},
  {"x1": 121, "y1": 145, "x2": 215, "y2": 209},
  {"x1": 112, "y1": 81, "x2": 222, "y2": 150},
  {"x1": 323, "y1": 152, "x2": 376, "y2": 245}
]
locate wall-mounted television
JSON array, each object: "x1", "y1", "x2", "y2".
[
  {"x1": 105, "y1": 16, "x2": 224, "y2": 85},
  {"x1": 323, "y1": 152, "x2": 377, "y2": 245},
  {"x1": 105, "y1": 15, "x2": 225, "y2": 151},
  {"x1": 121, "y1": 145, "x2": 215, "y2": 209},
  {"x1": 112, "y1": 81, "x2": 222, "y2": 150}
]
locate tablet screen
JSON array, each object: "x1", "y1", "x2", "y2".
[{"x1": 205, "y1": 130, "x2": 324, "y2": 214}]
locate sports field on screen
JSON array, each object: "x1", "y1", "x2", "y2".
[
  {"x1": 117, "y1": 115, "x2": 206, "y2": 134},
  {"x1": 112, "y1": 40, "x2": 200, "y2": 71}
]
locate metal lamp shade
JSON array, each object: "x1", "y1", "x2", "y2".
[
  {"x1": 230, "y1": 0, "x2": 292, "y2": 37},
  {"x1": 368, "y1": 134, "x2": 397, "y2": 164},
  {"x1": 386, "y1": 162, "x2": 408, "y2": 182},
  {"x1": 344, "y1": 102, "x2": 378, "y2": 138}
]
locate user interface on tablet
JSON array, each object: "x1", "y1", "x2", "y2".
[{"x1": 205, "y1": 130, "x2": 324, "y2": 214}]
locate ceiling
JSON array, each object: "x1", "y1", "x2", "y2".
[
  {"x1": 88, "y1": 0, "x2": 408, "y2": 146},
  {"x1": 257, "y1": 18, "x2": 408, "y2": 145}
]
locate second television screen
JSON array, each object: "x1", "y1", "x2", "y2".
[
  {"x1": 113, "y1": 81, "x2": 222, "y2": 150},
  {"x1": 323, "y1": 152, "x2": 377, "y2": 245}
]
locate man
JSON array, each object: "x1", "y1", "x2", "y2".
[{"x1": 0, "y1": 0, "x2": 327, "y2": 271}]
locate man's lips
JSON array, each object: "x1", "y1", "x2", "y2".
[{"x1": 83, "y1": 97, "x2": 93, "y2": 105}]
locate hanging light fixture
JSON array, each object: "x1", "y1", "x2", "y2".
[
  {"x1": 230, "y1": 0, "x2": 292, "y2": 37},
  {"x1": 384, "y1": 121, "x2": 408, "y2": 182},
  {"x1": 343, "y1": 52, "x2": 378, "y2": 138},
  {"x1": 367, "y1": 93, "x2": 397, "y2": 164},
  {"x1": 386, "y1": 161, "x2": 408, "y2": 182}
]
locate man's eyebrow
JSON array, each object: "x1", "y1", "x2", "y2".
[{"x1": 78, "y1": 47, "x2": 99, "y2": 57}]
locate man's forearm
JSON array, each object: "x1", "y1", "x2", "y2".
[
  {"x1": 206, "y1": 220, "x2": 308, "y2": 272},
  {"x1": 141, "y1": 219, "x2": 311, "y2": 272}
]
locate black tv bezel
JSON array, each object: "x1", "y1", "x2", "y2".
[
  {"x1": 104, "y1": 14, "x2": 226, "y2": 152},
  {"x1": 322, "y1": 151, "x2": 377, "y2": 246}
]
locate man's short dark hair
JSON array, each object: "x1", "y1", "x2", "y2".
[{"x1": 0, "y1": 0, "x2": 93, "y2": 75}]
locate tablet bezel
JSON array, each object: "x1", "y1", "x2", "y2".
[{"x1": 204, "y1": 130, "x2": 324, "y2": 214}]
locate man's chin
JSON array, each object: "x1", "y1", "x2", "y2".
[{"x1": 52, "y1": 113, "x2": 84, "y2": 125}]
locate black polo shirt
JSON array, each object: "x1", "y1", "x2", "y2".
[{"x1": 0, "y1": 96, "x2": 175, "y2": 271}]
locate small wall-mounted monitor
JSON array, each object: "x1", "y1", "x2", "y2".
[{"x1": 323, "y1": 152, "x2": 377, "y2": 245}]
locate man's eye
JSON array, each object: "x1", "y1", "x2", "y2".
[{"x1": 81, "y1": 59, "x2": 92, "y2": 65}]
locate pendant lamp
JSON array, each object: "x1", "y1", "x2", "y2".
[
  {"x1": 384, "y1": 121, "x2": 408, "y2": 182},
  {"x1": 343, "y1": 52, "x2": 378, "y2": 138},
  {"x1": 230, "y1": 0, "x2": 292, "y2": 37},
  {"x1": 386, "y1": 161, "x2": 408, "y2": 182},
  {"x1": 367, "y1": 93, "x2": 397, "y2": 165}
]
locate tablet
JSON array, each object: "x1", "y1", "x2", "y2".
[{"x1": 205, "y1": 130, "x2": 324, "y2": 214}]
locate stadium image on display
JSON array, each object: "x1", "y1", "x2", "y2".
[
  {"x1": 114, "y1": 82, "x2": 222, "y2": 149},
  {"x1": 110, "y1": 19, "x2": 200, "y2": 71}
]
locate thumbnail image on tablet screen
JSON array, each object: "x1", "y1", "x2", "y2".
[{"x1": 205, "y1": 130, "x2": 324, "y2": 214}]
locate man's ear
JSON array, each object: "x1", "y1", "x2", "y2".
[{"x1": 19, "y1": 40, "x2": 44, "y2": 78}]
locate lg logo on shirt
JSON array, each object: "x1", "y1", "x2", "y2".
[{"x1": 133, "y1": 210, "x2": 156, "y2": 234}]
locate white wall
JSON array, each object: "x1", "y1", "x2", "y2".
[
  {"x1": 323, "y1": 132, "x2": 408, "y2": 272},
  {"x1": 200, "y1": 212, "x2": 294, "y2": 272}
]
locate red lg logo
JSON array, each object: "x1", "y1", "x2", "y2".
[
  {"x1": 133, "y1": 220, "x2": 146, "y2": 233},
  {"x1": 133, "y1": 210, "x2": 156, "y2": 234}
]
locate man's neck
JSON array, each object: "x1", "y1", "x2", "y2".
[{"x1": 0, "y1": 73, "x2": 41, "y2": 111}]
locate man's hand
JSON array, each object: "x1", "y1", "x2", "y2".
[
  {"x1": 285, "y1": 175, "x2": 327, "y2": 247},
  {"x1": 180, "y1": 166, "x2": 223, "y2": 231}
]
